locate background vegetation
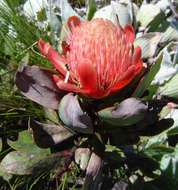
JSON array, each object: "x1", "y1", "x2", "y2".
[{"x1": 0, "y1": 0, "x2": 178, "y2": 190}]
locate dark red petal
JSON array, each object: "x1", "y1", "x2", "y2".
[
  {"x1": 67, "y1": 16, "x2": 81, "y2": 31},
  {"x1": 110, "y1": 66, "x2": 135, "y2": 92},
  {"x1": 38, "y1": 39, "x2": 67, "y2": 76},
  {"x1": 38, "y1": 38, "x2": 50, "y2": 56},
  {"x1": 53, "y1": 75, "x2": 84, "y2": 93},
  {"x1": 134, "y1": 59, "x2": 143, "y2": 76},
  {"x1": 77, "y1": 61, "x2": 112, "y2": 99},
  {"x1": 133, "y1": 46, "x2": 142, "y2": 63},
  {"x1": 62, "y1": 41, "x2": 70, "y2": 54},
  {"x1": 77, "y1": 60, "x2": 97, "y2": 92},
  {"x1": 133, "y1": 46, "x2": 143, "y2": 75},
  {"x1": 89, "y1": 90, "x2": 110, "y2": 99},
  {"x1": 124, "y1": 25, "x2": 135, "y2": 44}
]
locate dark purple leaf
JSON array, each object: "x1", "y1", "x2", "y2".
[
  {"x1": 15, "y1": 65, "x2": 65, "y2": 109},
  {"x1": 98, "y1": 98, "x2": 148, "y2": 127},
  {"x1": 112, "y1": 98, "x2": 148, "y2": 119},
  {"x1": 111, "y1": 181, "x2": 129, "y2": 190},
  {"x1": 31, "y1": 121, "x2": 74, "y2": 148},
  {"x1": 58, "y1": 93, "x2": 93, "y2": 134},
  {"x1": 84, "y1": 152, "x2": 103, "y2": 190}
]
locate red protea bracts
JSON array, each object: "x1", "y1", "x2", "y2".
[{"x1": 38, "y1": 16, "x2": 143, "y2": 99}]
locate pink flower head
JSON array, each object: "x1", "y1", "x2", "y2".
[{"x1": 38, "y1": 16, "x2": 143, "y2": 99}]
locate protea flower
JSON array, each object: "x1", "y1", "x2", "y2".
[{"x1": 38, "y1": 16, "x2": 143, "y2": 99}]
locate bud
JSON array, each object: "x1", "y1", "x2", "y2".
[{"x1": 75, "y1": 148, "x2": 91, "y2": 171}]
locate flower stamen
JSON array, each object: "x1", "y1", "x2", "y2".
[{"x1": 64, "y1": 71, "x2": 70, "y2": 83}]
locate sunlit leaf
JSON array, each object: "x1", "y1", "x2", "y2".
[
  {"x1": 0, "y1": 151, "x2": 48, "y2": 175},
  {"x1": 152, "y1": 45, "x2": 178, "y2": 85},
  {"x1": 158, "y1": 74, "x2": 178, "y2": 99},
  {"x1": 144, "y1": 133, "x2": 168, "y2": 149},
  {"x1": 0, "y1": 149, "x2": 72, "y2": 175},
  {"x1": 23, "y1": 0, "x2": 48, "y2": 19},
  {"x1": 133, "y1": 52, "x2": 163, "y2": 97},
  {"x1": 166, "y1": 109, "x2": 178, "y2": 133},
  {"x1": 134, "y1": 33, "x2": 161, "y2": 59},
  {"x1": 86, "y1": 0, "x2": 97, "y2": 20},
  {"x1": 160, "y1": 20, "x2": 178, "y2": 43},
  {"x1": 160, "y1": 152, "x2": 178, "y2": 182},
  {"x1": 143, "y1": 145, "x2": 174, "y2": 161},
  {"x1": 7, "y1": 130, "x2": 50, "y2": 154},
  {"x1": 93, "y1": 1, "x2": 134, "y2": 27},
  {"x1": 156, "y1": 0, "x2": 170, "y2": 11},
  {"x1": 59, "y1": 0, "x2": 81, "y2": 22},
  {"x1": 136, "y1": 4, "x2": 162, "y2": 28}
]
